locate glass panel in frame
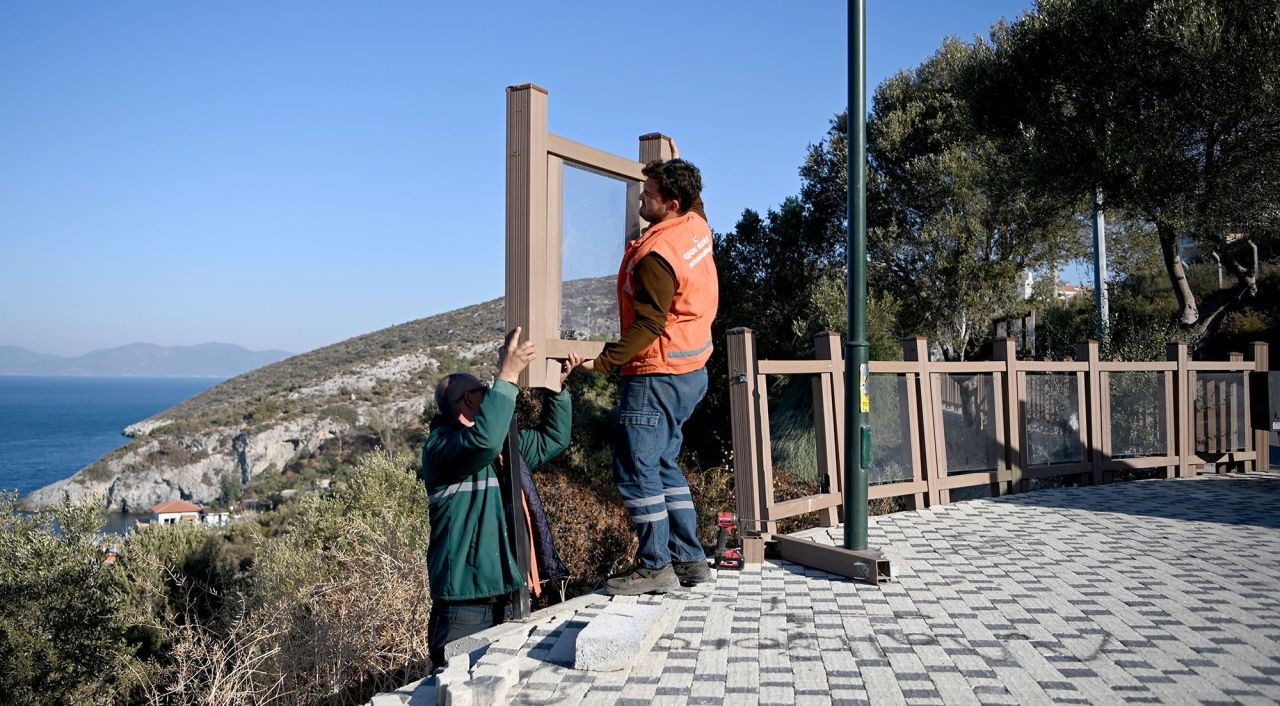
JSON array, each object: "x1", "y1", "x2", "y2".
[
  {"x1": 1025, "y1": 372, "x2": 1083, "y2": 465},
  {"x1": 940, "y1": 373, "x2": 998, "y2": 473},
  {"x1": 766, "y1": 374, "x2": 821, "y2": 504},
  {"x1": 1195, "y1": 372, "x2": 1247, "y2": 453},
  {"x1": 1109, "y1": 371, "x2": 1167, "y2": 458},
  {"x1": 869, "y1": 374, "x2": 913, "y2": 485},
  {"x1": 560, "y1": 162, "x2": 633, "y2": 342}
]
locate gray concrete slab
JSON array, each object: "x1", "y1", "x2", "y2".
[{"x1": 376, "y1": 472, "x2": 1280, "y2": 705}]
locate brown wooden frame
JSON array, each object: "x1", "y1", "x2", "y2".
[{"x1": 505, "y1": 84, "x2": 673, "y2": 391}]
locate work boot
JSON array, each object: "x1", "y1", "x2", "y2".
[
  {"x1": 605, "y1": 565, "x2": 679, "y2": 596},
  {"x1": 673, "y1": 559, "x2": 712, "y2": 587}
]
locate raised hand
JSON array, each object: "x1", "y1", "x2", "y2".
[
  {"x1": 497, "y1": 326, "x2": 537, "y2": 384},
  {"x1": 560, "y1": 353, "x2": 584, "y2": 386}
]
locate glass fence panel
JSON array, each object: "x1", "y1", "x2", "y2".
[
  {"x1": 869, "y1": 374, "x2": 914, "y2": 485},
  {"x1": 939, "y1": 374, "x2": 998, "y2": 473},
  {"x1": 560, "y1": 162, "x2": 632, "y2": 342},
  {"x1": 1195, "y1": 372, "x2": 1248, "y2": 453},
  {"x1": 1025, "y1": 372, "x2": 1084, "y2": 465},
  {"x1": 767, "y1": 374, "x2": 821, "y2": 504},
  {"x1": 1109, "y1": 371, "x2": 1167, "y2": 458}
]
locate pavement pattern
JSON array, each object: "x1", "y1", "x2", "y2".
[{"x1": 376, "y1": 472, "x2": 1280, "y2": 705}]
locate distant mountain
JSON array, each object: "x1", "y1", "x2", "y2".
[
  {"x1": 0, "y1": 345, "x2": 63, "y2": 370},
  {"x1": 0, "y1": 343, "x2": 293, "y2": 377}
]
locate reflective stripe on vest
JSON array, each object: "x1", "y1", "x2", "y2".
[{"x1": 617, "y1": 212, "x2": 719, "y2": 376}]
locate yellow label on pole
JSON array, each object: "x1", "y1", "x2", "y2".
[{"x1": 860, "y1": 363, "x2": 870, "y2": 413}]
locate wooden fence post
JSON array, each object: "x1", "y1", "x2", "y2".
[
  {"x1": 813, "y1": 332, "x2": 844, "y2": 527},
  {"x1": 504, "y1": 84, "x2": 551, "y2": 390},
  {"x1": 1168, "y1": 341, "x2": 1193, "y2": 478},
  {"x1": 727, "y1": 328, "x2": 771, "y2": 540},
  {"x1": 1077, "y1": 340, "x2": 1105, "y2": 486},
  {"x1": 993, "y1": 337, "x2": 1024, "y2": 494},
  {"x1": 904, "y1": 337, "x2": 946, "y2": 505},
  {"x1": 1255, "y1": 341, "x2": 1272, "y2": 473}
]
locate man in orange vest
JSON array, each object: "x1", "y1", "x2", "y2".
[{"x1": 578, "y1": 158, "x2": 718, "y2": 595}]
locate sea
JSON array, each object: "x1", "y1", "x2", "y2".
[{"x1": 0, "y1": 375, "x2": 222, "y2": 534}]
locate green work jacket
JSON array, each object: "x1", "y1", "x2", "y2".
[{"x1": 419, "y1": 379, "x2": 571, "y2": 601}]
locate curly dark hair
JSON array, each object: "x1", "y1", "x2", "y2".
[{"x1": 642, "y1": 159, "x2": 702, "y2": 215}]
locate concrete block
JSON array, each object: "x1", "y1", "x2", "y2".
[
  {"x1": 440, "y1": 681, "x2": 473, "y2": 706},
  {"x1": 470, "y1": 652, "x2": 519, "y2": 686},
  {"x1": 435, "y1": 664, "x2": 470, "y2": 705},
  {"x1": 574, "y1": 602, "x2": 670, "y2": 672},
  {"x1": 467, "y1": 675, "x2": 510, "y2": 704}
]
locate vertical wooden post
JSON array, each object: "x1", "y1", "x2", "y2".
[
  {"x1": 638, "y1": 133, "x2": 674, "y2": 164},
  {"x1": 1230, "y1": 352, "x2": 1245, "y2": 471},
  {"x1": 505, "y1": 84, "x2": 551, "y2": 390},
  {"x1": 904, "y1": 337, "x2": 945, "y2": 505},
  {"x1": 727, "y1": 328, "x2": 771, "y2": 543},
  {"x1": 814, "y1": 332, "x2": 844, "y2": 526},
  {"x1": 544, "y1": 154, "x2": 566, "y2": 389},
  {"x1": 1076, "y1": 340, "x2": 1105, "y2": 486},
  {"x1": 623, "y1": 134, "x2": 676, "y2": 242},
  {"x1": 1162, "y1": 368, "x2": 1176, "y2": 478},
  {"x1": 993, "y1": 337, "x2": 1024, "y2": 494},
  {"x1": 1168, "y1": 342, "x2": 1193, "y2": 477},
  {"x1": 1253, "y1": 342, "x2": 1271, "y2": 472}
]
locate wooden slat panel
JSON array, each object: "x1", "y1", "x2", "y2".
[
  {"x1": 769, "y1": 493, "x2": 843, "y2": 518},
  {"x1": 927, "y1": 361, "x2": 1004, "y2": 374},
  {"x1": 1018, "y1": 361, "x2": 1090, "y2": 372},
  {"x1": 1022, "y1": 463, "x2": 1092, "y2": 479},
  {"x1": 1102, "y1": 456, "x2": 1178, "y2": 470},
  {"x1": 547, "y1": 133, "x2": 646, "y2": 182},
  {"x1": 936, "y1": 470, "x2": 1009, "y2": 490},
  {"x1": 869, "y1": 361, "x2": 923, "y2": 374},
  {"x1": 868, "y1": 480, "x2": 929, "y2": 500},
  {"x1": 1188, "y1": 361, "x2": 1254, "y2": 372},
  {"x1": 544, "y1": 339, "x2": 607, "y2": 359},
  {"x1": 757, "y1": 359, "x2": 841, "y2": 375},
  {"x1": 1099, "y1": 361, "x2": 1177, "y2": 371}
]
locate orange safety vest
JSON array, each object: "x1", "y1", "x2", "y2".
[{"x1": 616, "y1": 211, "x2": 719, "y2": 376}]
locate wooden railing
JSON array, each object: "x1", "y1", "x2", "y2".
[{"x1": 727, "y1": 328, "x2": 1271, "y2": 537}]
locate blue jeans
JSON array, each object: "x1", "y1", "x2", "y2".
[{"x1": 614, "y1": 368, "x2": 708, "y2": 570}]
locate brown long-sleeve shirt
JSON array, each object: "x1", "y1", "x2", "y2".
[
  {"x1": 593, "y1": 201, "x2": 707, "y2": 374},
  {"x1": 593, "y1": 253, "x2": 675, "y2": 374}
]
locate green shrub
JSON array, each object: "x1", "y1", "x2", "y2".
[{"x1": 0, "y1": 493, "x2": 142, "y2": 705}]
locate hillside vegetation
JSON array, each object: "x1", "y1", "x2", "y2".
[{"x1": 22, "y1": 283, "x2": 614, "y2": 513}]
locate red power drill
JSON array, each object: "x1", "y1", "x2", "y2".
[{"x1": 713, "y1": 512, "x2": 743, "y2": 570}]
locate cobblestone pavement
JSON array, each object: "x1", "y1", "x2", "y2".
[{"x1": 381, "y1": 473, "x2": 1280, "y2": 705}]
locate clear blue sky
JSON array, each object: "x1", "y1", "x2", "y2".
[{"x1": 0, "y1": 1, "x2": 1032, "y2": 357}]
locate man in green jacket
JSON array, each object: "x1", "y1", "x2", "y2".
[{"x1": 420, "y1": 327, "x2": 578, "y2": 667}]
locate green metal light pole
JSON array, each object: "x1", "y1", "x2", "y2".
[{"x1": 845, "y1": 0, "x2": 870, "y2": 552}]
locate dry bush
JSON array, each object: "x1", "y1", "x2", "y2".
[
  {"x1": 141, "y1": 451, "x2": 434, "y2": 705},
  {"x1": 531, "y1": 469, "x2": 636, "y2": 602}
]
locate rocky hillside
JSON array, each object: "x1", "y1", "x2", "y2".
[{"x1": 23, "y1": 278, "x2": 614, "y2": 512}]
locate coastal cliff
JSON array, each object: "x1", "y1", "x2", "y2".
[{"x1": 23, "y1": 280, "x2": 616, "y2": 512}]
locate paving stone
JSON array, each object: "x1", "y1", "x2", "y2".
[{"x1": 371, "y1": 473, "x2": 1280, "y2": 705}]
